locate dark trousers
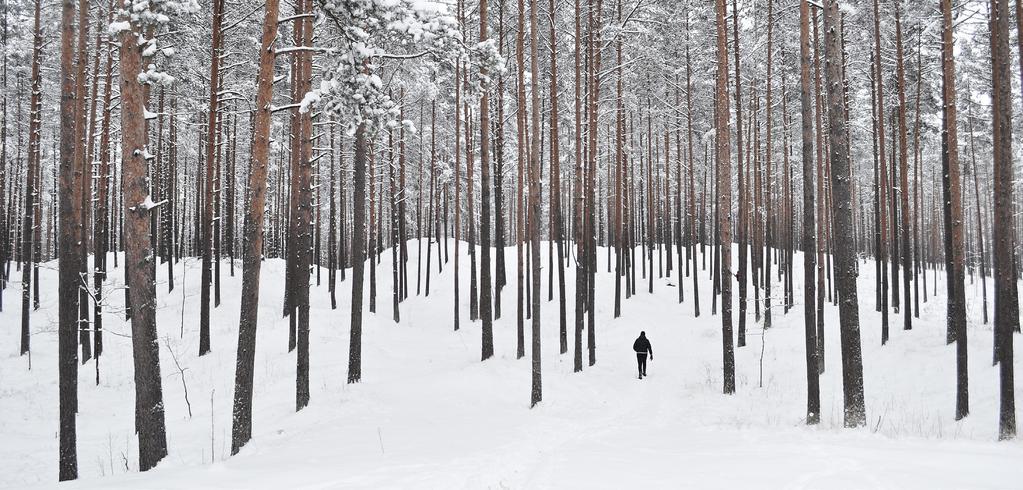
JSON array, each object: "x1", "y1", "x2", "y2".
[{"x1": 636, "y1": 353, "x2": 647, "y2": 377}]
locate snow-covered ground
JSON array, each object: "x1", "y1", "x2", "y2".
[{"x1": 1, "y1": 242, "x2": 1021, "y2": 489}]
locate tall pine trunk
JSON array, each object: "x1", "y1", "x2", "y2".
[
  {"x1": 715, "y1": 0, "x2": 735, "y2": 395},
  {"x1": 822, "y1": 0, "x2": 865, "y2": 428},
  {"x1": 348, "y1": 122, "x2": 369, "y2": 383},
  {"x1": 939, "y1": 0, "x2": 968, "y2": 420},
  {"x1": 798, "y1": 0, "x2": 820, "y2": 425},
  {"x1": 57, "y1": 0, "x2": 80, "y2": 479},
  {"x1": 231, "y1": 0, "x2": 279, "y2": 454},
  {"x1": 117, "y1": 13, "x2": 169, "y2": 470},
  {"x1": 894, "y1": 1, "x2": 912, "y2": 331},
  {"x1": 292, "y1": 0, "x2": 314, "y2": 411},
  {"x1": 21, "y1": 0, "x2": 42, "y2": 357},
  {"x1": 989, "y1": 0, "x2": 1018, "y2": 441},
  {"x1": 200, "y1": 0, "x2": 224, "y2": 357},
  {"x1": 528, "y1": 0, "x2": 543, "y2": 407},
  {"x1": 480, "y1": 0, "x2": 494, "y2": 359}
]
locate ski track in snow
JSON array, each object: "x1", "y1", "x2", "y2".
[{"x1": 1, "y1": 241, "x2": 1021, "y2": 489}]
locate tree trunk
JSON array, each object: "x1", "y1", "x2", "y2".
[
  {"x1": 548, "y1": 0, "x2": 567, "y2": 355},
  {"x1": 57, "y1": 0, "x2": 80, "y2": 479},
  {"x1": 117, "y1": 14, "x2": 169, "y2": 470},
  {"x1": 292, "y1": 0, "x2": 313, "y2": 412},
  {"x1": 871, "y1": 0, "x2": 890, "y2": 344},
  {"x1": 715, "y1": 0, "x2": 735, "y2": 395},
  {"x1": 811, "y1": 13, "x2": 826, "y2": 372},
  {"x1": 613, "y1": 2, "x2": 624, "y2": 318},
  {"x1": 494, "y1": 0, "x2": 507, "y2": 317},
  {"x1": 686, "y1": 24, "x2": 700, "y2": 318},
  {"x1": 894, "y1": 1, "x2": 912, "y2": 331},
  {"x1": 965, "y1": 94, "x2": 988, "y2": 325},
  {"x1": 389, "y1": 111, "x2": 400, "y2": 323},
  {"x1": 94, "y1": 6, "x2": 115, "y2": 360},
  {"x1": 22, "y1": 0, "x2": 42, "y2": 357},
  {"x1": 798, "y1": 0, "x2": 820, "y2": 425},
  {"x1": 200, "y1": 0, "x2": 224, "y2": 357},
  {"x1": 232, "y1": 0, "x2": 280, "y2": 453},
  {"x1": 348, "y1": 122, "x2": 369, "y2": 384},
  {"x1": 516, "y1": 0, "x2": 528, "y2": 361},
  {"x1": 73, "y1": 0, "x2": 91, "y2": 363},
  {"x1": 822, "y1": 0, "x2": 865, "y2": 428},
  {"x1": 731, "y1": 0, "x2": 747, "y2": 349},
  {"x1": 528, "y1": 0, "x2": 543, "y2": 407},
  {"x1": 480, "y1": 0, "x2": 494, "y2": 359},
  {"x1": 938, "y1": 0, "x2": 968, "y2": 420},
  {"x1": 989, "y1": 0, "x2": 1018, "y2": 440},
  {"x1": 571, "y1": 0, "x2": 583, "y2": 371},
  {"x1": 763, "y1": 0, "x2": 774, "y2": 330}
]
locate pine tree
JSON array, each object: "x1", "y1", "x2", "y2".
[
  {"x1": 292, "y1": 0, "x2": 314, "y2": 412},
  {"x1": 731, "y1": 0, "x2": 747, "y2": 349},
  {"x1": 528, "y1": 0, "x2": 543, "y2": 406},
  {"x1": 114, "y1": 0, "x2": 184, "y2": 468},
  {"x1": 822, "y1": 0, "x2": 865, "y2": 429},
  {"x1": 715, "y1": 0, "x2": 735, "y2": 395},
  {"x1": 798, "y1": 0, "x2": 820, "y2": 425},
  {"x1": 938, "y1": 0, "x2": 968, "y2": 420},
  {"x1": 57, "y1": 0, "x2": 80, "y2": 479},
  {"x1": 232, "y1": 0, "x2": 280, "y2": 453},
  {"x1": 548, "y1": 0, "x2": 567, "y2": 355},
  {"x1": 894, "y1": 0, "x2": 912, "y2": 331},
  {"x1": 200, "y1": 0, "x2": 224, "y2": 357},
  {"x1": 989, "y1": 0, "x2": 1017, "y2": 441},
  {"x1": 21, "y1": 0, "x2": 42, "y2": 358},
  {"x1": 349, "y1": 121, "x2": 369, "y2": 384},
  {"x1": 480, "y1": 0, "x2": 495, "y2": 360},
  {"x1": 872, "y1": 0, "x2": 891, "y2": 344}
]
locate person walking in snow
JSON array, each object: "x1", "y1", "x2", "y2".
[{"x1": 633, "y1": 331, "x2": 653, "y2": 379}]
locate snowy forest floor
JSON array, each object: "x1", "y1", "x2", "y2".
[{"x1": 1, "y1": 241, "x2": 1022, "y2": 489}]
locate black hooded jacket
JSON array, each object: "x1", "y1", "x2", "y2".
[{"x1": 633, "y1": 334, "x2": 652, "y2": 356}]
